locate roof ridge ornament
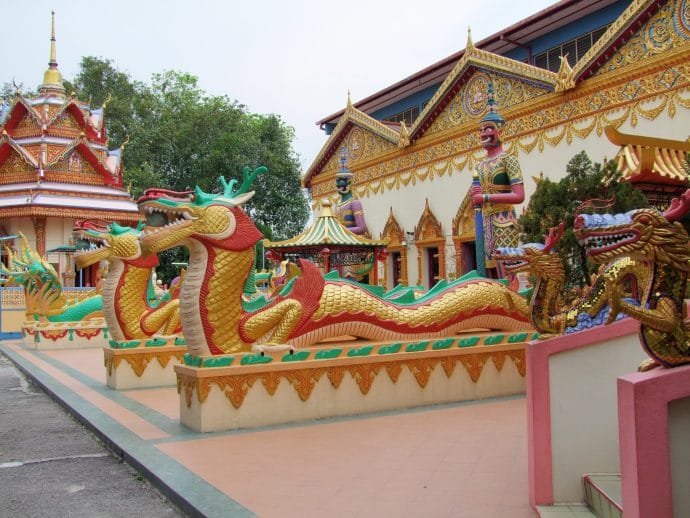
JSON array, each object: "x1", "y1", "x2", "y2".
[
  {"x1": 555, "y1": 54, "x2": 576, "y2": 92},
  {"x1": 466, "y1": 26, "x2": 475, "y2": 53}
]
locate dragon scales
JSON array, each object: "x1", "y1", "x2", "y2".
[
  {"x1": 74, "y1": 220, "x2": 181, "y2": 341},
  {"x1": 137, "y1": 167, "x2": 532, "y2": 357},
  {"x1": 574, "y1": 190, "x2": 690, "y2": 368}
]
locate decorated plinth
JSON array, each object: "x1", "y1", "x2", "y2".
[
  {"x1": 104, "y1": 336, "x2": 187, "y2": 389},
  {"x1": 22, "y1": 318, "x2": 109, "y2": 350},
  {"x1": 175, "y1": 330, "x2": 536, "y2": 432}
]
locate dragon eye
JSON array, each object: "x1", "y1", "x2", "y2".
[{"x1": 637, "y1": 214, "x2": 650, "y2": 225}]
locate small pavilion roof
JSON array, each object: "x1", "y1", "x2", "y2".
[
  {"x1": 605, "y1": 126, "x2": 690, "y2": 187},
  {"x1": 264, "y1": 201, "x2": 389, "y2": 252}
]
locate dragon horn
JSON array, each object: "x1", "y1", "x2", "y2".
[
  {"x1": 662, "y1": 188, "x2": 690, "y2": 222},
  {"x1": 543, "y1": 222, "x2": 565, "y2": 253},
  {"x1": 227, "y1": 166, "x2": 268, "y2": 197}
]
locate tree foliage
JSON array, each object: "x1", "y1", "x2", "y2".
[
  {"x1": 519, "y1": 150, "x2": 648, "y2": 291},
  {"x1": 64, "y1": 57, "x2": 309, "y2": 281}
]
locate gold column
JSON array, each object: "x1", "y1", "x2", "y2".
[{"x1": 32, "y1": 217, "x2": 47, "y2": 257}]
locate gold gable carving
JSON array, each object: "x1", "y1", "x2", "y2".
[
  {"x1": 381, "y1": 208, "x2": 404, "y2": 248},
  {"x1": 415, "y1": 199, "x2": 443, "y2": 244},
  {"x1": 593, "y1": 0, "x2": 689, "y2": 77},
  {"x1": 426, "y1": 70, "x2": 551, "y2": 137},
  {"x1": 0, "y1": 151, "x2": 34, "y2": 179},
  {"x1": 13, "y1": 116, "x2": 41, "y2": 139},
  {"x1": 321, "y1": 124, "x2": 397, "y2": 176}
]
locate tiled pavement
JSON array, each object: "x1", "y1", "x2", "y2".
[{"x1": 0, "y1": 341, "x2": 537, "y2": 518}]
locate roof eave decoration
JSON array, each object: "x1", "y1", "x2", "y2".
[
  {"x1": 409, "y1": 33, "x2": 558, "y2": 141},
  {"x1": 573, "y1": 0, "x2": 665, "y2": 82},
  {"x1": 44, "y1": 136, "x2": 120, "y2": 187},
  {"x1": 264, "y1": 202, "x2": 389, "y2": 249},
  {"x1": 605, "y1": 126, "x2": 690, "y2": 186},
  {"x1": 303, "y1": 96, "x2": 402, "y2": 187},
  {"x1": 2, "y1": 97, "x2": 43, "y2": 133},
  {"x1": 0, "y1": 132, "x2": 39, "y2": 169}
]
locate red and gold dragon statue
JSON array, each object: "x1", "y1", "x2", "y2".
[
  {"x1": 137, "y1": 166, "x2": 531, "y2": 357},
  {"x1": 74, "y1": 219, "x2": 181, "y2": 341},
  {"x1": 574, "y1": 190, "x2": 690, "y2": 369}
]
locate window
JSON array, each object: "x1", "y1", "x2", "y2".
[
  {"x1": 383, "y1": 106, "x2": 420, "y2": 126},
  {"x1": 533, "y1": 24, "x2": 611, "y2": 72}
]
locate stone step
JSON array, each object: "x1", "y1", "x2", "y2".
[
  {"x1": 583, "y1": 473, "x2": 623, "y2": 518},
  {"x1": 536, "y1": 504, "x2": 596, "y2": 517}
]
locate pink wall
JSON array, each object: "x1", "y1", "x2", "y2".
[{"x1": 618, "y1": 363, "x2": 690, "y2": 518}]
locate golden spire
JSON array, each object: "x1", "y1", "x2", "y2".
[
  {"x1": 346, "y1": 90, "x2": 353, "y2": 110},
  {"x1": 39, "y1": 11, "x2": 65, "y2": 96},
  {"x1": 466, "y1": 27, "x2": 475, "y2": 52}
]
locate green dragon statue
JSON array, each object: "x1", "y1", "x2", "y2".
[{"x1": 0, "y1": 232, "x2": 102, "y2": 322}]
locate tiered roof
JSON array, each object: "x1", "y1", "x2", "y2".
[{"x1": 0, "y1": 12, "x2": 139, "y2": 223}]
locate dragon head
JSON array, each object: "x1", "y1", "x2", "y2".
[
  {"x1": 138, "y1": 166, "x2": 266, "y2": 255},
  {"x1": 494, "y1": 223, "x2": 565, "y2": 278},
  {"x1": 0, "y1": 232, "x2": 62, "y2": 299},
  {"x1": 73, "y1": 219, "x2": 151, "y2": 269},
  {"x1": 574, "y1": 191, "x2": 690, "y2": 272}
]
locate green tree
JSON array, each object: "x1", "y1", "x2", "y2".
[
  {"x1": 519, "y1": 150, "x2": 648, "y2": 292},
  {"x1": 65, "y1": 59, "x2": 309, "y2": 282}
]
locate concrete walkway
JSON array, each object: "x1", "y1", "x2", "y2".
[{"x1": 0, "y1": 341, "x2": 536, "y2": 518}]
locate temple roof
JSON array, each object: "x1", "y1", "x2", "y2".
[
  {"x1": 264, "y1": 201, "x2": 389, "y2": 251},
  {"x1": 605, "y1": 126, "x2": 690, "y2": 186}
]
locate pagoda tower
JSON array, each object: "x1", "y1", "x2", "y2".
[{"x1": 0, "y1": 12, "x2": 139, "y2": 287}]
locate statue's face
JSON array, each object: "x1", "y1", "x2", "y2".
[
  {"x1": 479, "y1": 123, "x2": 501, "y2": 149},
  {"x1": 336, "y1": 176, "x2": 351, "y2": 195}
]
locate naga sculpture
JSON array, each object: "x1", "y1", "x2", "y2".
[
  {"x1": 138, "y1": 166, "x2": 531, "y2": 357},
  {"x1": 494, "y1": 223, "x2": 636, "y2": 336},
  {"x1": 574, "y1": 191, "x2": 690, "y2": 368},
  {"x1": 73, "y1": 219, "x2": 181, "y2": 341},
  {"x1": 0, "y1": 232, "x2": 102, "y2": 322}
]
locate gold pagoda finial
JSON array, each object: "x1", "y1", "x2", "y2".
[
  {"x1": 346, "y1": 90, "x2": 353, "y2": 110},
  {"x1": 40, "y1": 11, "x2": 65, "y2": 96},
  {"x1": 466, "y1": 27, "x2": 475, "y2": 52}
]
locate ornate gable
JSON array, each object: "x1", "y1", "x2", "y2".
[
  {"x1": 410, "y1": 33, "x2": 557, "y2": 142},
  {"x1": 575, "y1": 0, "x2": 678, "y2": 81},
  {"x1": 381, "y1": 208, "x2": 405, "y2": 247},
  {"x1": 414, "y1": 199, "x2": 443, "y2": 244},
  {"x1": 303, "y1": 95, "x2": 402, "y2": 188},
  {"x1": 425, "y1": 69, "x2": 553, "y2": 137},
  {"x1": 0, "y1": 146, "x2": 36, "y2": 183}
]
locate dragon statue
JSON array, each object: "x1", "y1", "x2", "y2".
[
  {"x1": 574, "y1": 191, "x2": 690, "y2": 369},
  {"x1": 137, "y1": 166, "x2": 531, "y2": 357},
  {"x1": 73, "y1": 219, "x2": 182, "y2": 341},
  {"x1": 493, "y1": 222, "x2": 639, "y2": 336},
  {"x1": 0, "y1": 233, "x2": 102, "y2": 322}
]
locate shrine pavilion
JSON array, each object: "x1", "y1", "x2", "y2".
[
  {"x1": 263, "y1": 200, "x2": 389, "y2": 284},
  {"x1": 304, "y1": 0, "x2": 690, "y2": 290},
  {"x1": 0, "y1": 13, "x2": 139, "y2": 287}
]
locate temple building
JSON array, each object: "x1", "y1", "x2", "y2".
[
  {"x1": 304, "y1": 0, "x2": 690, "y2": 289},
  {"x1": 0, "y1": 13, "x2": 139, "y2": 287}
]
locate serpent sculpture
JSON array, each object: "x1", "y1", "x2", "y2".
[
  {"x1": 74, "y1": 219, "x2": 181, "y2": 341},
  {"x1": 494, "y1": 223, "x2": 637, "y2": 336},
  {"x1": 574, "y1": 190, "x2": 690, "y2": 368},
  {"x1": 138, "y1": 166, "x2": 531, "y2": 356},
  {"x1": 0, "y1": 232, "x2": 102, "y2": 322}
]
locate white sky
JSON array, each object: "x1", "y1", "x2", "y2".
[{"x1": 2, "y1": 0, "x2": 555, "y2": 170}]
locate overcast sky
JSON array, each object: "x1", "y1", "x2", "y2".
[{"x1": 2, "y1": 0, "x2": 554, "y2": 170}]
